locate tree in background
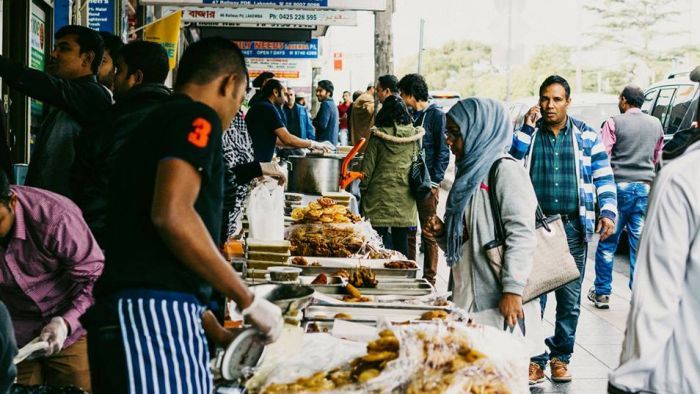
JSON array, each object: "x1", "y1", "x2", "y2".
[{"x1": 585, "y1": 0, "x2": 687, "y2": 85}]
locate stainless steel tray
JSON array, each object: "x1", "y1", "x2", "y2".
[
  {"x1": 305, "y1": 303, "x2": 450, "y2": 324},
  {"x1": 289, "y1": 257, "x2": 418, "y2": 278},
  {"x1": 310, "y1": 278, "x2": 434, "y2": 297}
]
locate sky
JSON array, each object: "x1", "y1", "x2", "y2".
[{"x1": 320, "y1": 0, "x2": 699, "y2": 95}]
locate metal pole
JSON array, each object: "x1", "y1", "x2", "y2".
[{"x1": 417, "y1": 18, "x2": 425, "y2": 74}]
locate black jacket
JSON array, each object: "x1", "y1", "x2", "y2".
[
  {"x1": 73, "y1": 83, "x2": 171, "y2": 245},
  {"x1": 413, "y1": 103, "x2": 450, "y2": 186},
  {"x1": 0, "y1": 55, "x2": 112, "y2": 197},
  {"x1": 663, "y1": 127, "x2": 700, "y2": 162}
]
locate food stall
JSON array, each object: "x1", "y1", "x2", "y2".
[{"x1": 213, "y1": 187, "x2": 531, "y2": 393}]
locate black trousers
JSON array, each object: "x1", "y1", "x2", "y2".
[{"x1": 374, "y1": 227, "x2": 410, "y2": 257}]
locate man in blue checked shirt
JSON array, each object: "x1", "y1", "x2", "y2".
[{"x1": 511, "y1": 75, "x2": 617, "y2": 385}]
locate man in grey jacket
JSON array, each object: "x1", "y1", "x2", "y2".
[{"x1": 608, "y1": 140, "x2": 700, "y2": 394}]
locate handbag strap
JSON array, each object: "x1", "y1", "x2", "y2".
[{"x1": 488, "y1": 157, "x2": 549, "y2": 242}]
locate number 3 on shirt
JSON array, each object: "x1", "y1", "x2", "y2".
[{"x1": 188, "y1": 118, "x2": 211, "y2": 148}]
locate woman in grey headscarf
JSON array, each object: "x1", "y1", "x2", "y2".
[{"x1": 430, "y1": 98, "x2": 545, "y2": 369}]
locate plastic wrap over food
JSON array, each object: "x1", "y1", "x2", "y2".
[{"x1": 255, "y1": 321, "x2": 529, "y2": 393}]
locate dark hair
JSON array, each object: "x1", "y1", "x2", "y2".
[
  {"x1": 377, "y1": 74, "x2": 399, "y2": 94},
  {"x1": 375, "y1": 94, "x2": 412, "y2": 127},
  {"x1": 99, "y1": 31, "x2": 124, "y2": 58},
  {"x1": 252, "y1": 71, "x2": 275, "y2": 88},
  {"x1": 620, "y1": 85, "x2": 645, "y2": 108},
  {"x1": 343, "y1": 91, "x2": 350, "y2": 95},
  {"x1": 118, "y1": 41, "x2": 169, "y2": 84},
  {"x1": 0, "y1": 171, "x2": 10, "y2": 204},
  {"x1": 539, "y1": 75, "x2": 571, "y2": 99},
  {"x1": 352, "y1": 90, "x2": 363, "y2": 101},
  {"x1": 55, "y1": 25, "x2": 105, "y2": 74},
  {"x1": 175, "y1": 38, "x2": 247, "y2": 88},
  {"x1": 397, "y1": 73, "x2": 429, "y2": 102},
  {"x1": 261, "y1": 78, "x2": 284, "y2": 98},
  {"x1": 317, "y1": 80, "x2": 334, "y2": 96}
]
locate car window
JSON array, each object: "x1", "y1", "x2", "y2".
[
  {"x1": 642, "y1": 89, "x2": 659, "y2": 114},
  {"x1": 651, "y1": 88, "x2": 676, "y2": 130},
  {"x1": 666, "y1": 85, "x2": 697, "y2": 134}
]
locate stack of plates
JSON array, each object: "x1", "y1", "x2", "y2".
[
  {"x1": 284, "y1": 193, "x2": 304, "y2": 217},
  {"x1": 246, "y1": 239, "x2": 291, "y2": 277}
]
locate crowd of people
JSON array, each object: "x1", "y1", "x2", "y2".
[{"x1": 0, "y1": 23, "x2": 697, "y2": 394}]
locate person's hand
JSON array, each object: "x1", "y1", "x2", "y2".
[
  {"x1": 260, "y1": 162, "x2": 287, "y2": 186},
  {"x1": 524, "y1": 106, "x2": 541, "y2": 128},
  {"x1": 309, "y1": 140, "x2": 334, "y2": 153},
  {"x1": 241, "y1": 296, "x2": 283, "y2": 344},
  {"x1": 692, "y1": 121, "x2": 698, "y2": 129},
  {"x1": 597, "y1": 217, "x2": 615, "y2": 241},
  {"x1": 499, "y1": 293, "x2": 524, "y2": 329},
  {"x1": 426, "y1": 215, "x2": 445, "y2": 238},
  {"x1": 39, "y1": 317, "x2": 68, "y2": 356}
]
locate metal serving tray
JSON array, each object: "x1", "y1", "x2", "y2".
[
  {"x1": 289, "y1": 257, "x2": 418, "y2": 278},
  {"x1": 304, "y1": 303, "x2": 450, "y2": 324},
  {"x1": 310, "y1": 278, "x2": 434, "y2": 297}
]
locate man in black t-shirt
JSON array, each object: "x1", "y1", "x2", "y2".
[
  {"x1": 84, "y1": 38, "x2": 282, "y2": 394},
  {"x1": 246, "y1": 78, "x2": 330, "y2": 161}
]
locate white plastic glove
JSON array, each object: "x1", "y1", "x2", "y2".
[
  {"x1": 309, "y1": 140, "x2": 334, "y2": 153},
  {"x1": 241, "y1": 296, "x2": 283, "y2": 344},
  {"x1": 260, "y1": 162, "x2": 287, "y2": 186},
  {"x1": 39, "y1": 317, "x2": 68, "y2": 356}
]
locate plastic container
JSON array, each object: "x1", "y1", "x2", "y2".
[{"x1": 267, "y1": 266, "x2": 302, "y2": 283}]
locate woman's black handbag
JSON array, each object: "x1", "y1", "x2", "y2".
[{"x1": 409, "y1": 148, "x2": 432, "y2": 201}]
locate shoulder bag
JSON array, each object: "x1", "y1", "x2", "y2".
[
  {"x1": 408, "y1": 114, "x2": 432, "y2": 201},
  {"x1": 483, "y1": 158, "x2": 580, "y2": 303}
]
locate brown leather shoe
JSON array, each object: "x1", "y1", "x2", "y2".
[
  {"x1": 529, "y1": 362, "x2": 545, "y2": 385},
  {"x1": 550, "y1": 358, "x2": 572, "y2": 382}
]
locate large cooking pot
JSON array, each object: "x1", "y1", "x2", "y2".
[{"x1": 284, "y1": 153, "x2": 362, "y2": 195}]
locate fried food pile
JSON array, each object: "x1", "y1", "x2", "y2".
[
  {"x1": 404, "y1": 329, "x2": 510, "y2": 394},
  {"x1": 342, "y1": 284, "x2": 370, "y2": 303},
  {"x1": 291, "y1": 197, "x2": 362, "y2": 224},
  {"x1": 262, "y1": 329, "x2": 399, "y2": 394},
  {"x1": 348, "y1": 267, "x2": 377, "y2": 288},
  {"x1": 289, "y1": 224, "x2": 365, "y2": 258},
  {"x1": 384, "y1": 260, "x2": 417, "y2": 269}
]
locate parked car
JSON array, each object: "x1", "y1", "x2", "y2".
[
  {"x1": 509, "y1": 93, "x2": 619, "y2": 132},
  {"x1": 429, "y1": 90, "x2": 461, "y2": 111},
  {"x1": 642, "y1": 71, "x2": 699, "y2": 142}
]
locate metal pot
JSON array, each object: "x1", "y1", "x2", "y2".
[{"x1": 284, "y1": 153, "x2": 361, "y2": 195}]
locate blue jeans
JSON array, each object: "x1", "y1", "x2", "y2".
[
  {"x1": 532, "y1": 220, "x2": 587, "y2": 366},
  {"x1": 594, "y1": 182, "x2": 650, "y2": 295}
]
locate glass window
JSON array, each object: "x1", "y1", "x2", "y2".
[
  {"x1": 667, "y1": 85, "x2": 697, "y2": 135},
  {"x1": 651, "y1": 88, "x2": 676, "y2": 131},
  {"x1": 642, "y1": 89, "x2": 658, "y2": 114}
]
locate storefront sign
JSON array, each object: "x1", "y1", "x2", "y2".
[
  {"x1": 203, "y1": 0, "x2": 327, "y2": 6},
  {"x1": 142, "y1": 0, "x2": 386, "y2": 12},
  {"x1": 246, "y1": 58, "x2": 312, "y2": 90},
  {"x1": 168, "y1": 7, "x2": 356, "y2": 26},
  {"x1": 29, "y1": 4, "x2": 46, "y2": 121},
  {"x1": 233, "y1": 40, "x2": 318, "y2": 59},
  {"x1": 88, "y1": 0, "x2": 116, "y2": 32}
]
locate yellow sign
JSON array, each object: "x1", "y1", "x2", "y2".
[{"x1": 144, "y1": 10, "x2": 182, "y2": 69}]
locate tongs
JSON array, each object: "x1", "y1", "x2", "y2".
[{"x1": 338, "y1": 138, "x2": 366, "y2": 190}]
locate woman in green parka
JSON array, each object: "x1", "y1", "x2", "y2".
[{"x1": 360, "y1": 94, "x2": 424, "y2": 257}]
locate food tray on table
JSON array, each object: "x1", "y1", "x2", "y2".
[
  {"x1": 304, "y1": 277, "x2": 433, "y2": 297},
  {"x1": 289, "y1": 257, "x2": 419, "y2": 278},
  {"x1": 304, "y1": 303, "x2": 451, "y2": 324}
]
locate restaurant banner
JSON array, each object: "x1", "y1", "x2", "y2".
[
  {"x1": 168, "y1": 7, "x2": 356, "y2": 26},
  {"x1": 144, "y1": 10, "x2": 183, "y2": 69},
  {"x1": 202, "y1": 0, "x2": 328, "y2": 6},
  {"x1": 233, "y1": 40, "x2": 319, "y2": 59}
]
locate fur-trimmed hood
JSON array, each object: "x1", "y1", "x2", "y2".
[{"x1": 370, "y1": 124, "x2": 425, "y2": 144}]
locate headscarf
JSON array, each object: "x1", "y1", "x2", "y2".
[{"x1": 444, "y1": 98, "x2": 513, "y2": 266}]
